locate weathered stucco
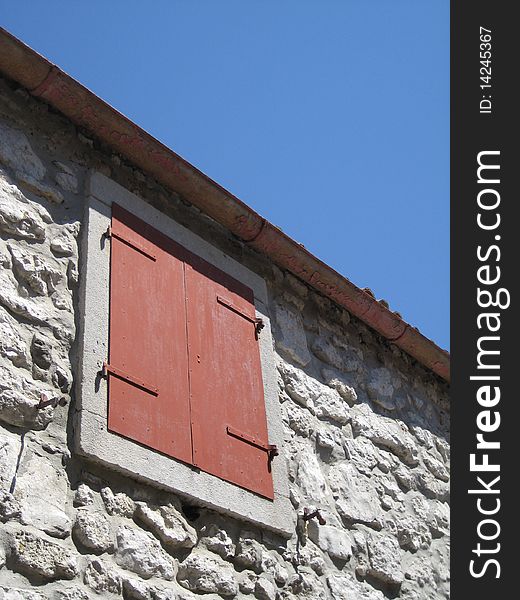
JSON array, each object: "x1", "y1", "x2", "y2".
[{"x1": 0, "y1": 77, "x2": 449, "y2": 600}]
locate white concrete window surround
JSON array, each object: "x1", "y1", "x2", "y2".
[{"x1": 76, "y1": 172, "x2": 294, "y2": 537}]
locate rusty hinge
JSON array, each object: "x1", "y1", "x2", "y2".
[
  {"x1": 104, "y1": 225, "x2": 157, "y2": 261},
  {"x1": 217, "y1": 296, "x2": 264, "y2": 338},
  {"x1": 226, "y1": 425, "x2": 279, "y2": 462},
  {"x1": 101, "y1": 361, "x2": 159, "y2": 396},
  {"x1": 254, "y1": 317, "x2": 264, "y2": 337}
]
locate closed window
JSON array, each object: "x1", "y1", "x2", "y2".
[
  {"x1": 106, "y1": 205, "x2": 275, "y2": 499},
  {"x1": 78, "y1": 173, "x2": 292, "y2": 535}
]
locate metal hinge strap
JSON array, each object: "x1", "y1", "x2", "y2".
[
  {"x1": 226, "y1": 426, "x2": 279, "y2": 461},
  {"x1": 102, "y1": 362, "x2": 159, "y2": 396},
  {"x1": 217, "y1": 296, "x2": 264, "y2": 337},
  {"x1": 105, "y1": 226, "x2": 157, "y2": 261}
]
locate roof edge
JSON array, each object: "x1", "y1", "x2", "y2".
[{"x1": 0, "y1": 27, "x2": 449, "y2": 382}]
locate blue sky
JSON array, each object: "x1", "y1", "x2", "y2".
[{"x1": 1, "y1": 1, "x2": 449, "y2": 350}]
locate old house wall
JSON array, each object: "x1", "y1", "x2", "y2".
[{"x1": 0, "y1": 78, "x2": 450, "y2": 600}]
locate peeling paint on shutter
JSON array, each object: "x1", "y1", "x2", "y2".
[{"x1": 107, "y1": 204, "x2": 192, "y2": 464}]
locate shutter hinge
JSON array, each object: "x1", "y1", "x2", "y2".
[
  {"x1": 102, "y1": 226, "x2": 157, "y2": 261},
  {"x1": 226, "y1": 425, "x2": 278, "y2": 464},
  {"x1": 101, "y1": 361, "x2": 159, "y2": 396},
  {"x1": 254, "y1": 317, "x2": 264, "y2": 338},
  {"x1": 267, "y1": 445, "x2": 279, "y2": 464},
  {"x1": 217, "y1": 296, "x2": 264, "y2": 338}
]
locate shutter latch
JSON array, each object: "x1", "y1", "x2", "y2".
[
  {"x1": 37, "y1": 392, "x2": 68, "y2": 409},
  {"x1": 302, "y1": 507, "x2": 327, "y2": 525}
]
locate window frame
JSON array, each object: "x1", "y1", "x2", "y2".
[{"x1": 76, "y1": 172, "x2": 293, "y2": 537}]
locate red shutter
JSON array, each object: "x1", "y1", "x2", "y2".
[
  {"x1": 107, "y1": 205, "x2": 274, "y2": 499},
  {"x1": 107, "y1": 204, "x2": 192, "y2": 464},
  {"x1": 186, "y1": 255, "x2": 274, "y2": 500}
]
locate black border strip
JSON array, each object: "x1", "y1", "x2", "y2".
[{"x1": 451, "y1": 1, "x2": 516, "y2": 594}]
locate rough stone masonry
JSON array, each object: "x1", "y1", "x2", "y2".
[{"x1": 0, "y1": 76, "x2": 449, "y2": 600}]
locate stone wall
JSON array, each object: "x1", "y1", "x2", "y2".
[{"x1": 0, "y1": 78, "x2": 450, "y2": 600}]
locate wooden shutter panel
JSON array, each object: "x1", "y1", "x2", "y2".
[
  {"x1": 186, "y1": 256, "x2": 274, "y2": 500},
  {"x1": 107, "y1": 204, "x2": 192, "y2": 464}
]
